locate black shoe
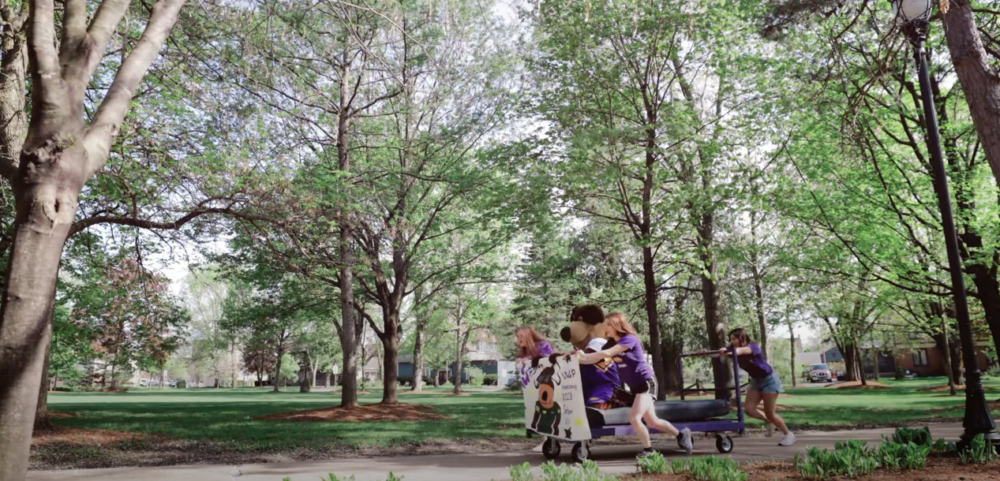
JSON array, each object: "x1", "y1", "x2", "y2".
[{"x1": 637, "y1": 449, "x2": 658, "y2": 459}]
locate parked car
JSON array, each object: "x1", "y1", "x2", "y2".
[{"x1": 807, "y1": 363, "x2": 834, "y2": 383}]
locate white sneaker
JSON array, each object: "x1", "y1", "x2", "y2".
[
  {"x1": 778, "y1": 432, "x2": 796, "y2": 446},
  {"x1": 678, "y1": 428, "x2": 693, "y2": 455},
  {"x1": 765, "y1": 423, "x2": 775, "y2": 438}
]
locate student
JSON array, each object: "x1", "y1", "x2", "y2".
[
  {"x1": 720, "y1": 328, "x2": 795, "y2": 446},
  {"x1": 515, "y1": 326, "x2": 554, "y2": 452},
  {"x1": 578, "y1": 313, "x2": 692, "y2": 458}
]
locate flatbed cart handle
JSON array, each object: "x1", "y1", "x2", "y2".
[{"x1": 677, "y1": 347, "x2": 745, "y2": 432}]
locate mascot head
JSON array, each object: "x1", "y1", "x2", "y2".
[{"x1": 560, "y1": 304, "x2": 607, "y2": 350}]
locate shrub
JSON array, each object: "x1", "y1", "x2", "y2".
[
  {"x1": 52, "y1": 386, "x2": 74, "y2": 392},
  {"x1": 539, "y1": 460, "x2": 615, "y2": 481},
  {"x1": 794, "y1": 441, "x2": 880, "y2": 478},
  {"x1": 466, "y1": 367, "x2": 484, "y2": 387},
  {"x1": 931, "y1": 437, "x2": 957, "y2": 454},
  {"x1": 484, "y1": 374, "x2": 498, "y2": 386},
  {"x1": 506, "y1": 380, "x2": 523, "y2": 392},
  {"x1": 508, "y1": 462, "x2": 533, "y2": 481},
  {"x1": 895, "y1": 366, "x2": 905, "y2": 380},
  {"x1": 397, "y1": 377, "x2": 412, "y2": 387},
  {"x1": 176, "y1": 380, "x2": 187, "y2": 389},
  {"x1": 876, "y1": 441, "x2": 929, "y2": 469},
  {"x1": 637, "y1": 451, "x2": 668, "y2": 474},
  {"x1": 959, "y1": 434, "x2": 998, "y2": 465},
  {"x1": 891, "y1": 426, "x2": 931, "y2": 447},
  {"x1": 668, "y1": 457, "x2": 747, "y2": 481}
]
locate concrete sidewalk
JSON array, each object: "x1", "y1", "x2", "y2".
[{"x1": 27, "y1": 423, "x2": 964, "y2": 481}]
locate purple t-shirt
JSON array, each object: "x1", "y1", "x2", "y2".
[
  {"x1": 535, "y1": 340, "x2": 553, "y2": 357},
  {"x1": 613, "y1": 334, "x2": 654, "y2": 391},
  {"x1": 581, "y1": 338, "x2": 619, "y2": 405},
  {"x1": 737, "y1": 342, "x2": 773, "y2": 380}
]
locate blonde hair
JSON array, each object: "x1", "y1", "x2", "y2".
[
  {"x1": 604, "y1": 312, "x2": 637, "y2": 338},
  {"x1": 515, "y1": 326, "x2": 547, "y2": 358}
]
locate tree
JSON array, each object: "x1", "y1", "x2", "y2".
[
  {"x1": 66, "y1": 252, "x2": 187, "y2": 390},
  {"x1": 0, "y1": 0, "x2": 189, "y2": 475}
]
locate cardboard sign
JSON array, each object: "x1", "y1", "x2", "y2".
[{"x1": 517, "y1": 355, "x2": 592, "y2": 442}]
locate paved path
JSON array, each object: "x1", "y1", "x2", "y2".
[{"x1": 28, "y1": 423, "x2": 964, "y2": 481}]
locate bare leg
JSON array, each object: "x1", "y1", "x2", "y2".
[
  {"x1": 743, "y1": 388, "x2": 768, "y2": 423},
  {"x1": 630, "y1": 394, "x2": 654, "y2": 448},
  {"x1": 761, "y1": 392, "x2": 790, "y2": 435},
  {"x1": 642, "y1": 408, "x2": 680, "y2": 437}
]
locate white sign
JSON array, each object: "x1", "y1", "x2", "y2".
[{"x1": 517, "y1": 355, "x2": 592, "y2": 442}]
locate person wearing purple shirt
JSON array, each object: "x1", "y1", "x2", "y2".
[
  {"x1": 579, "y1": 312, "x2": 692, "y2": 459},
  {"x1": 720, "y1": 328, "x2": 795, "y2": 446},
  {"x1": 515, "y1": 326, "x2": 554, "y2": 452}
]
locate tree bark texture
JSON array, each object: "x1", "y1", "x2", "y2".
[{"x1": 942, "y1": 1, "x2": 1000, "y2": 193}]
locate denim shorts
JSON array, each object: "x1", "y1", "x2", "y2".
[{"x1": 749, "y1": 373, "x2": 783, "y2": 394}]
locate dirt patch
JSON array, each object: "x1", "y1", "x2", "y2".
[
  {"x1": 828, "y1": 381, "x2": 890, "y2": 390},
  {"x1": 255, "y1": 403, "x2": 448, "y2": 423},
  {"x1": 623, "y1": 456, "x2": 999, "y2": 481},
  {"x1": 32, "y1": 426, "x2": 164, "y2": 447},
  {"x1": 776, "y1": 404, "x2": 806, "y2": 412},
  {"x1": 48, "y1": 412, "x2": 75, "y2": 419}
]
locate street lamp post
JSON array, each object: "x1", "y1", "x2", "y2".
[{"x1": 891, "y1": 0, "x2": 999, "y2": 450}]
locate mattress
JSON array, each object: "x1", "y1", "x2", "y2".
[{"x1": 585, "y1": 399, "x2": 731, "y2": 428}]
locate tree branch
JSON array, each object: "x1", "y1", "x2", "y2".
[
  {"x1": 28, "y1": 0, "x2": 62, "y2": 115},
  {"x1": 84, "y1": 0, "x2": 185, "y2": 176}
]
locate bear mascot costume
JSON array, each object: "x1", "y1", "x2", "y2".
[{"x1": 560, "y1": 305, "x2": 621, "y2": 409}]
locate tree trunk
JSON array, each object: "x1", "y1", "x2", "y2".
[
  {"x1": 0, "y1": 182, "x2": 78, "y2": 478},
  {"x1": 337, "y1": 56, "x2": 359, "y2": 408},
  {"x1": 0, "y1": 30, "x2": 27, "y2": 179},
  {"x1": 381, "y1": 311, "x2": 400, "y2": 404},
  {"x1": 230, "y1": 340, "x2": 237, "y2": 389},
  {"x1": 432, "y1": 369, "x2": 441, "y2": 387},
  {"x1": 842, "y1": 342, "x2": 861, "y2": 382},
  {"x1": 34, "y1": 327, "x2": 52, "y2": 432},
  {"x1": 641, "y1": 245, "x2": 666, "y2": 400},
  {"x1": 789, "y1": 321, "x2": 797, "y2": 388},
  {"x1": 855, "y1": 344, "x2": 867, "y2": 386},
  {"x1": 660, "y1": 340, "x2": 682, "y2": 393},
  {"x1": 753, "y1": 268, "x2": 767, "y2": 362},
  {"x1": 750, "y1": 212, "x2": 767, "y2": 361},
  {"x1": 273, "y1": 345, "x2": 284, "y2": 393},
  {"x1": 969, "y1": 263, "x2": 1000, "y2": 370},
  {"x1": 940, "y1": 318, "x2": 957, "y2": 396},
  {"x1": 412, "y1": 325, "x2": 424, "y2": 392},
  {"x1": 454, "y1": 320, "x2": 463, "y2": 394},
  {"x1": 700, "y1": 212, "x2": 732, "y2": 399},
  {"x1": 941, "y1": 1, "x2": 1000, "y2": 193}
]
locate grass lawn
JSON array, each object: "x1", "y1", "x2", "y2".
[
  {"x1": 772, "y1": 376, "x2": 1000, "y2": 429},
  {"x1": 35, "y1": 376, "x2": 1000, "y2": 469},
  {"x1": 47, "y1": 388, "x2": 527, "y2": 451}
]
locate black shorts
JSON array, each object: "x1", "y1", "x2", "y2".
[{"x1": 632, "y1": 378, "x2": 657, "y2": 396}]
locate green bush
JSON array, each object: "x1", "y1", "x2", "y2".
[
  {"x1": 466, "y1": 367, "x2": 484, "y2": 387},
  {"x1": 895, "y1": 366, "x2": 905, "y2": 380},
  {"x1": 484, "y1": 374, "x2": 498, "y2": 386},
  {"x1": 891, "y1": 426, "x2": 931, "y2": 447},
  {"x1": 794, "y1": 441, "x2": 880, "y2": 478},
  {"x1": 795, "y1": 436, "x2": 934, "y2": 479},
  {"x1": 176, "y1": 380, "x2": 187, "y2": 389},
  {"x1": 507, "y1": 461, "x2": 614, "y2": 481},
  {"x1": 667, "y1": 457, "x2": 747, "y2": 481},
  {"x1": 52, "y1": 386, "x2": 74, "y2": 392},
  {"x1": 959, "y1": 434, "x2": 998, "y2": 465},
  {"x1": 637, "y1": 451, "x2": 668, "y2": 474}
]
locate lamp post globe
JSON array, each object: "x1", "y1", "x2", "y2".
[
  {"x1": 892, "y1": 0, "x2": 934, "y2": 25},
  {"x1": 889, "y1": 0, "x2": 999, "y2": 452}
]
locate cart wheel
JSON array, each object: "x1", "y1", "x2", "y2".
[
  {"x1": 542, "y1": 437, "x2": 561, "y2": 459},
  {"x1": 571, "y1": 441, "x2": 589, "y2": 463},
  {"x1": 716, "y1": 435, "x2": 734, "y2": 454}
]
